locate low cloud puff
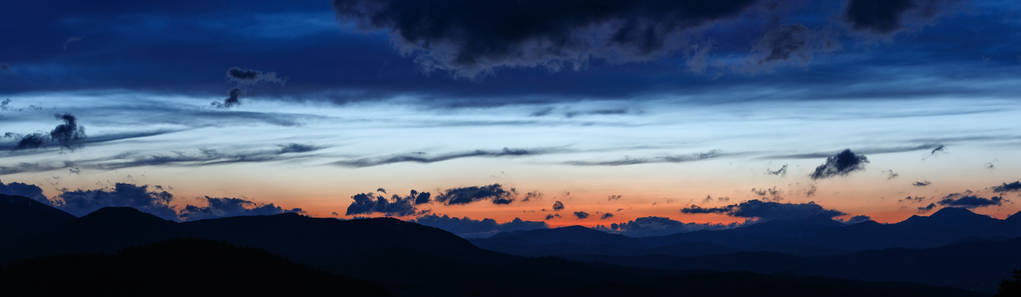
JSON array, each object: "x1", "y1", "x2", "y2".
[
  {"x1": 937, "y1": 193, "x2": 1004, "y2": 209},
  {"x1": 810, "y1": 149, "x2": 868, "y2": 179},
  {"x1": 435, "y1": 184, "x2": 515, "y2": 205},
  {"x1": 180, "y1": 196, "x2": 303, "y2": 221},
  {"x1": 55, "y1": 183, "x2": 177, "y2": 220},
  {"x1": 345, "y1": 190, "x2": 430, "y2": 216},
  {"x1": 992, "y1": 181, "x2": 1021, "y2": 193},
  {"x1": 682, "y1": 199, "x2": 845, "y2": 221},
  {"x1": 413, "y1": 214, "x2": 547, "y2": 238}
]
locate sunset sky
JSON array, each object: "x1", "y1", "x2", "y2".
[{"x1": 2, "y1": 0, "x2": 1019, "y2": 230}]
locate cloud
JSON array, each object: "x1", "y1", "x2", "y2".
[
  {"x1": 552, "y1": 200, "x2": 565, "y2": 211},
  {"x1": 937, "y1": 193, "x2": 1004, "y2": 209},
  {"x1": 413, "y1": 214, "x2": 547, "y2": 238},
  {"x1": 843, "y1": 215, "x2": 872, "y2": 224},
  {"x1": 333, "y1": 147, "x2": 557, "y2": 167},
  {"x1": 992, "y1": 181, "x2": 1021, "y2": 193},
  {"x1": 930, "y1": 144, "x2": 945, "y2": 155},
  {"x1": 767, "y1": 144, "x2": 942, "y2": 159},
  {"x1": 902, "y1": 196, "x2": 926, "y2": 203},
  {"x1": 917, "y1": 203, "x2": 937, "y2": 212},
  {"x1": 345, "y1": 190, "x2": 430, "y2": 216},
  {"x1": 607, "y1": 194, "x2": 622, "y2": 201},
  {"x1": 912, "y1": 180, "x2": 931, "y2": 187},
  {"x1": 766, "y1": 164, "x2": 788, "y2": 176},
  {"x1": 180, "y1": 196, "x2": 303, "y2": 221},
  {"x1": 750, "y1": 187, "x2": 783, "y2": 201},
  {"x1": 86, "y1": 144, "x2": 324, "y2": 170},
  {"x1": 333, "y1": 0, "x2": 769, "y2": 77},
  {"x1": 595, "y1": 216, "x2": 736, "y2": 237},
  {"x1": 226, "y1": 67, "x2": 285, "y2": 85},
  {"x1": 0, "y1": 179, "x2": 50, "y2": 203},
  {"x1": 883, "y1": 169, "x2": 899, "y2": 180},
  {"x1": 600, "y1": 213, "x2": 614, "y2": 220},
  {"x1": 750, "y1": 24, "x2": 838, "y2": 68},
  {"x1": 573, "y1": 211, "x2": 590, "y2": 219},
  {"x1": 544, "y1": 213, "x2": 561, "y2": 220},
  {"x1": 810, "y1": 149, "x2": 868, "y2": 179},
  {"x1": 212, "y1": 88, "x2": 243, "y2": 109},
  {"x1": 54, "y1": 183, "x2": 178, "y2": 220},
  {"x1": 522, "y1": 191, "x2": 543, "y2": 202},
  {"x1": 7, "y1": 114, "x2": 87, "y2": 151},
  {"x1": 435, "y1": 184, "x2": 515, "y2": 205},
  {"x1": 682, "y1": 199, "x2": 845, "y2": 221},
  {"x1": 563, "y1": 150, "x2": 728, "y2": 166},
  {"x1": 843, "y1": 0, "x2": 961, "y2": 35}
]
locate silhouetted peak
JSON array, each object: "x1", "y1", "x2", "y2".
[
  {"x1": 929, "y1": 207, "x2": 982, "y2": 220},
  {"x1": 79, "y1": 207, "x2": 172, "y2": 225},
  {"x1": 0, "y1": 194, "x2": 74, "y2": 219},
  {"x1": 1007, "y1": 210, "x2": 1021, "y2": 223}
]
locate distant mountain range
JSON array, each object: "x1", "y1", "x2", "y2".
[
  {"x1": 473, "y1": 207, "x2": 1021, "y2": 292},
  {"x1": 0, "y1": 194, "x2": 1005, "y2": 296}
]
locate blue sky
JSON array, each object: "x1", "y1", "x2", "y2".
[{"x1": 1, "y1": 0, "x2": 1019, "y2": 226}]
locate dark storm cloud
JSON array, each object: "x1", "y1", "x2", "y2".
[
  {"x1": 552, "y1": 200, "x2": 565, "y2": 211},
  {"x1": 180, "y1": 196, "x2": 302, "y2": 221},
  {"x1": 810, "y1": 149, "x2": 868, "y2": 179},
  {"x1": 345, "y1": 190, "x2": 431, "y2": 216},
  {"x1": 913, "y1": 180, "x2": 932, "y2": 187},
  {"x1": 682, "y1": 199, "x2": 845, "y2": 221},
  {"x1": 55, "y1": 183, "x2": 178, "y2": 220},
  {"x1": 333, "y1": 147, "x2": 559, "y2": 167},
  {"x1": 333, "y1": 0, "x2": 768, "y2": 77},
  {"x1": 573, "y1": 211, "x2": 591, "y2": 219},
  {"x1": 563, "y1": 150, "x2": 728, "y2": 166},
  {"x1": 0, "y1": 179, "x2": 50, "y2": 203},
  {"x1": 413, "y1": 214, "x2": 547, "y2": 238},
  {"x1": 843, "y1": 0, "x2": 961, "y2": 35},
  {"x1": 937, "y1": 193, "x2": 1004, "y2": 209},
  {"x1": 595, "y1": 216, "x2": 735, "y2": 237},
  {"x1": 435, "y1": 184, "x2": 516, "y2": 205},
  {"x1": 992, "y1": 181, "x2": 1021, "y2": 193}
]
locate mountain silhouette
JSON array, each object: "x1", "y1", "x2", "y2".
[
  {"x1": 0, "y1": 238, "x2": 391, "y2": 296},
  {"x1": 0, "y1": 195, "x2": 995, "y2": 296}
]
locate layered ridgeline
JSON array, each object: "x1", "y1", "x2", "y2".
[
  {"x1": 0, "y1": 194, "x2": 995, "y2": 297},
  {"x1": 473, "y1": 207, "x2": 1021, "y2": 292}
]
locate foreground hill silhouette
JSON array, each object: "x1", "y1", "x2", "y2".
[
  {"x1": 474, "y1": 208, "x2": 1021, "y2": 292},
  {"x1": 0, "y1": 239, "x2": 390, "y2": 296},
  {"x1": 0, "y1": 194, "x2": 988, "y2": 297}
]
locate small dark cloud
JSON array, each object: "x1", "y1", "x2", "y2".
[
  {"x1": 930, "y1": 144, "x2": 945, "y2": 155},
  {"x1": 522, "y1": 191, "x2": 543, "y2": 202},
  {"x1": 573, "y1": 211, "x2": 590, "y2": 219},
  {"x1": 211, "y1": 88, "x2": 242, "y2": 109},
  {"x1": 883, "y1": 169, "x2": 899, "y2": 180},
  {"x1": 902, "y1": 196, "x2": 926, "y2": 203},
  {"x1": 413, "y1": 214, "x2": 547, "y2": 238},
  {"x1": 912, "y1": 180, "x2": 932, "y2": 187},
  {"x1": 55, "y1": 183, "x2": 178, "y2": 220},
  {"x1": 0, "y1": 98, "x2": 11, "y2": 110},
  {"x1": 917, "y1": 203, "x2": 937, "y2": 213},
  {"x1": 810, "y1": 149, "x2": 868, "y2": 180},
  {"x1": 805, "y1": 185, "x2": 817, "y2": 197},
  {"x1": 345, "y1": 190, "x2": 431, "y2": 216},
  {"x1": 552, "y1": 200, "x2": 565, "y2": 211},
  {"x1": 607, "y1": 194, "x2": 622, "y2": 201},
  {"x1": 226, "y1": 67, "x2": 285, "y2": 85},
  {"x1": 992, "y1": 181, "x2": 1021, "y2": 193},
  {"x1": 49, "y1": 113, "x2": 87, "y2": 149},
  {"x1": 749, "y1": 24, "x2": 837, "y2": 69},
  {"x1": 180, "y1": 196, "x2": 303, "y2": 221},
  {"x1": 544, "y1": 213, "x2": 561, "y2": 220},
  {"x1": 682, "y1": 199, "x2": 845, "y2": 221},
  {"x1": 563, "y1": 150, "x2": 727, "y2": 166},
  {"x1": 15, "y1": 134, "x2": 46, "y2": 150},
  {"x1": 844, "y1": 0, "x2": 961, "y2": 35},
  {"x1": 766, "y1": 164, "x2": 788, "y2": 176},
  {"x1": 600, "y1": 213, "x2": 614, "y2": 220},
  {"x1": 333, "y1": 147, "x2": 557, "y2": 167},
  {"x1": 751, "y1": 187, "x2": 783, "y2": 201},
  {"x1": 938, "y1": 193, "x2": 1004, "y2": 209},
  {"x1": 435, "y1": 184, "x2": 515, "y2": 205}
]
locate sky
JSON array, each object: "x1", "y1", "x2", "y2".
[{"x1": 1, "y1": 0, "x2": 1020, "y2": 233}]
